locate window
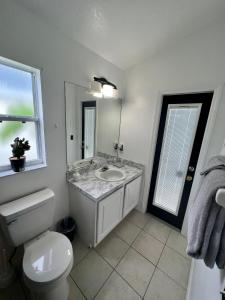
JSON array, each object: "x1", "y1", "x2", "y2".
[{"x1": 0, "y1": 56, "x2": 46, "y2": 176}]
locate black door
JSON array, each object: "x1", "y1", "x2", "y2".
[{"x1": 147, "y1": 92, "x2": 213, "y2": 229}]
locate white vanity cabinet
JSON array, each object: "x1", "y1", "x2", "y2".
[
  {"x1": 97, "y1": 188, "x2": 124, "y2": 243},
  {"x1": 69, "y1": 175, "x2": 142, "y2": 247},
  {"x1": 123, "y1": 176, "x2": 142, "y2": 217}
]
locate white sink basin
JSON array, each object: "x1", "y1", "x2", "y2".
[{"x1": 95, "y1": 167, "x2": 126, "y2": 182}]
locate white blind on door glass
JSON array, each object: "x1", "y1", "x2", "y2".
[
  {"x1": 84, "y1": 108, "x2": 95, "y2": 158},
  {"x1": 153, "y1": 104, "x2": 201, "y2": 215}
]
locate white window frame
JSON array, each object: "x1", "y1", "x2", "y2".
[{"x1": 0, "y1": 56, "x2": 47, "y2": 177}]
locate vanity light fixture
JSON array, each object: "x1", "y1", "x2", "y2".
[{"x1": 90, "y1": 77, "x2": 118, "y2": 98}]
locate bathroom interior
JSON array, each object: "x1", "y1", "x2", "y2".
[{"x1": 0, "y1": 1, "x2": 225, "y2": 300}]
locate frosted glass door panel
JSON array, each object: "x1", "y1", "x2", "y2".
[
  {"x1": 153, "y1": 104, "x2": 201, "y2": 215},
  {"x1": 84, "y1": 108, "x2": 95, "y2": 158}
]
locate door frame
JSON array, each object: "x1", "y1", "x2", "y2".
[
  {"x1": 143, "y1": 86, "x2": 224, "y2": 233},
  {"x1": 147, "y1": 92, "x2": 213, "y2": 229}
]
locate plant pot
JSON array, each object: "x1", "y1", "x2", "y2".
[{"x1": 9, "y1": 156, "x2": 26, "y2": 172}]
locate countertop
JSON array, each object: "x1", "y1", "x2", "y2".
[{"x1": 68, "y1": 164, "x2": 143, "y2": 202}]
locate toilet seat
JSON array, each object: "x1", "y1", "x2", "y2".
[{"x1": 23, "y1": 231, "x2": 73, "y2": 285}]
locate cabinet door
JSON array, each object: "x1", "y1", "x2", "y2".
[
  {"x1": 123, "y1": 176, "x2": 142, "y2": 217},
  {"x1": 97, "y1": 188, "x2": 124, "y2": 243}
]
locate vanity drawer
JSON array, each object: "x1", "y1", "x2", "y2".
[{"x1": 97, "y1": 188, "x2": 124, "y2": 244}]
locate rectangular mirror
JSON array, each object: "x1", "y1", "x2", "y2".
[{"x1": 65, "y1": 82, "x2": 122, "y2": 165}]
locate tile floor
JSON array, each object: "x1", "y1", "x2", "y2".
[
  {"x1": 70, "y1": 210, "x2": 191, "y2": 300},
  {"x1": 0, "y1": 210, "x2": 191, "y2": 300}
]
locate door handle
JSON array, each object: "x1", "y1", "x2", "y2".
[
  {"x1": 186, "y1": 175, "x2": 193, "y2": 182},
  {"x1": 188, "y1": 166, "x2": 195, "y2": 172}
]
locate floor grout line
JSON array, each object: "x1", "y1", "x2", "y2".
[
  {"x1": 142, "y1": 225, "x2": 172, "y2": 244},
  {"x1": 96, "y1": 216, "x2": 182, "y2": 299},
  {"x1": 95, "y1": 239, "x2": 130, "y2": 269},
  {"x1": 124, "y1": 216, "x2": 150, "y2": 230},
  {"x1": 114, "y1": 228, "x2": 156, "y2": 299},
  {"x1": 142, "y1": 265, "x2": 157, "y2": 299},
  {"x1": 154, "y1": 231, "x2": 189, "y2": 291},
  {"x1": 71, "y1": 238, "x2": 92, "y2": 268},
  {"x1": 113, "y1": 229, "x2": 141, "y2": 247},
  {"x1": 71, "y1": 233, "x2": 133, "y2": 299},
  {"x1": 71, "y1": 213, "x2": 190, "y2": 299},
  {"x1": 130, "y1": 227, "x2": 143, "y2": 246},
  {"x1": 158, "y1": 223, "x2": 191, "y2": 292},
  {"x1": 156, "y1": 265, "x2": 188, "y2": 291},
  {"x1": 69, "y1": 274, "x2": 87, "y2": 299},
  {"x1": 71, "y1": 248, "x2": 115, "y2": 300},
  {"x1": 93, "y1": 266, "x2": 114, "y2": 299},
  {"x1": 131, "y1": 244, "x2": 161, "y2": 267},
  {"x1": 94, "y1": 227, "x2": 146, "y2": 299},
  {"x1": 165, "y1": 243, "x2": 191, "y2": 261},
  {"x1": 113, "y1": 268, "x2": 143, "y2": 299},
  {"x1": 93, "y1": 238, "x2": 134, "y2": 299},
  {"x1": 142, "y1": 226, "x2": 171, "y2": 299}
]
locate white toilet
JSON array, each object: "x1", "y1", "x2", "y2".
[{"x1": 0, "y1": 188, "x2": 73, "y2": 300}]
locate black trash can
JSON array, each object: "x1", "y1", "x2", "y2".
[{"x1": 58, "y1": 217, "x2": 76, "y2": 242}]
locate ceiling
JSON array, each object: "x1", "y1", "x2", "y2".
[{"x1": 16, "y1": 0, "x2": 225, "y2": 70}]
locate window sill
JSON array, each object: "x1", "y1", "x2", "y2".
[{"x1": 0, "y1": 163, "x2": 47, "y2": 178}]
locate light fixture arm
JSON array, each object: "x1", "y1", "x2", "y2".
[{"x1": 93, "y1": 77, "x2": 117, "y2": 90}]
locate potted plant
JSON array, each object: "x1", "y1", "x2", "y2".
[{"x1": 9, "y1": 137, "x2": 30, "y2": 172}]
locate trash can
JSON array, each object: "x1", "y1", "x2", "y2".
[{"x1": 58, "y1": 217, "x2": 76, "y2": 242}]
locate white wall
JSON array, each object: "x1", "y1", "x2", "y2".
[
  {"x1": 120, "y1": 20, "x2": 225, "y2": 300},
  {"x1": 187, "y1": 260, "x2": 225, "y2": 300},
  {"x1": 120, "y1": 20, "x2": 225, "y2": 214},
  {"x1": 0, "y1": 0, "x2": 124, "y2": 252},
  {"x1": 186, "y1": 86, "x2": 225, "y2": 300}
]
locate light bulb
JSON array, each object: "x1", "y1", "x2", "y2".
[{"x1": 102, "y1": 84, "x2": 114, "y2": 98}]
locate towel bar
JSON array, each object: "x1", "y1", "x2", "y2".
[{"x1": 216, "y1": 189, "x2": 225, "y2": 208}]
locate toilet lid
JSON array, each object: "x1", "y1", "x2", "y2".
[{"x1": 23, "y1": 231, "x2": 73, "y2": 283}]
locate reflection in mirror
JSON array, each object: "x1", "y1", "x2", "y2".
[
  {"x1": 82, "y1": 101, "x2": 96, "y2": 159},
  {"x1": 65, "y1": 82, "x2": 122, "y2": 166}
]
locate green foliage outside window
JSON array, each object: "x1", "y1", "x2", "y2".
[{"x1": 0, "y1": 104, "x2": 33, "y2": 141}]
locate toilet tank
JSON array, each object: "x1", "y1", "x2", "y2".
[{"x1": 0, "y1": 188, "x2": 55, "y2": 247}]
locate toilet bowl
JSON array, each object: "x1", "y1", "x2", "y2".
[
  {"x1": 23, "y1": 231, "x2": 73, "y2": 300},
  {"x1": 0, "y1": 188, "x2": 73, "y2": 300}
]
